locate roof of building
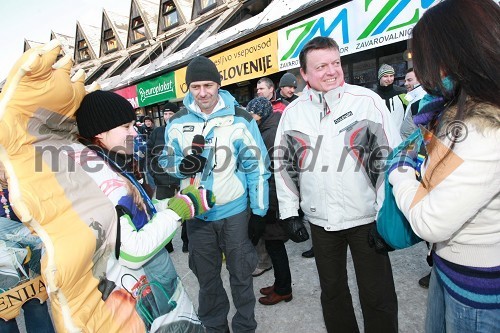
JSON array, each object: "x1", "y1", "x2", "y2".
[
  {"x1": 105, "y1": 10, "x2": 129, "y2": 49},
  {"x1": 136, "y1": 0, "x2": 161, "y2": 40},
  {"x1": 3, "y1": 0, "x2": 323, "y2": 92},
  {"x1": 77, "y1": 22, "x2": 102, "y2": 59},
  {"x1": 51, "y1": 32, "x2": 75, "y2": 56},
  {"x1": 175, "y1": 0, "x2": 193, "y2": 24}
]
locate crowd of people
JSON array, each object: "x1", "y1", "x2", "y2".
[{"x1": 0, "y1": 0, "x2": 498, "y2": 332}]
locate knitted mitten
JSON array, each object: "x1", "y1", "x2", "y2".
[{"x1": 167, "y1": 185, "x2": 216, "y2": 220}]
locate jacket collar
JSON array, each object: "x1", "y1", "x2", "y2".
[
  {"x1": 183, "y1": 89, "x2": 237, "y2": 121},
  {"x1": 405, "y1": 85, "x2": 426, "y2": 103},
  {"x1": 304, "y1": 83, "x2": 347, "y2": 106}
]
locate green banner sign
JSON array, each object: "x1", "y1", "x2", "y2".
[{"x1": 137, "y1": 72, "x2": 176, "y2": 107}]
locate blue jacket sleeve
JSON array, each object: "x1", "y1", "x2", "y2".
[{"x1": 238, "y1": 118, "x2": 270, "y2": 216}]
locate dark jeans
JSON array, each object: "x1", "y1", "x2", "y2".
[
  {"x1": 265, "y1": 239, "x2": 292, "y2": 295},
  {"x1": 0, "y1": 299, "x2": 55, "y2": 333},
  {"x1": 310, "y1": 222, "x2": 398, "y2": 333}
]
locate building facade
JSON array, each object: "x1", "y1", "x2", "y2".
[{"x1": 6, "y1": 0, "x2": 437, "y2": 126}]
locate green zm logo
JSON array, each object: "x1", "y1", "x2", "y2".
[{"x1": 281, "y1": 0, "x2": 436, "y2": 61}]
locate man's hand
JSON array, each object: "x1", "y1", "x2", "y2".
[
  {"x1": 367, "y1": 222, "x2": 394, "y2": 254},
  {"x1": 248, "y1": 214, "x2": 266, "y2": 246},
  {"x1": 179, "y1": 154, "x2": 206, "y2": 176},
  {"x1": 279, "y1": 216, "x2": 309, "y2": 243}
]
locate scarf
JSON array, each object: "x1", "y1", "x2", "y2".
[{"x1": 413, "y1": 77, "x2": 455, "y2": 128}]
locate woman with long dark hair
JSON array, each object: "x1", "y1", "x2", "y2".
[{"x1": 389, "y1": 0, "x2": 500, "y2": 331}]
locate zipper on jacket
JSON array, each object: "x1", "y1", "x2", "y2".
[
  {"x1": 319, "y1": 93, "x2": 330, "y2": 121},
  {"x1": 208, "y1": 137, "x2": 218, "y2": 176}
]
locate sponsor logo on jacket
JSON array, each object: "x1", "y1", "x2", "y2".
[{"x1": 334, "y1": 111, "x2": 353, "y2": 124}]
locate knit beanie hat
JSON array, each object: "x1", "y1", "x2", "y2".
[
  {"x1": 185, "y1": 56, "x2": 221, "y2": 87},
  {"x1": 163, "y1": 102, "x2": 179, "y2": 113},
  {"x1": 167, "y1": 185, "x2": 216, "y2": 221},
  {"x1": 279, "y1": 72, "x2": 298, "y2": 88},
  {"x1": 378, "y1": 64, "x2": 395, "y2": 80},
  {"x1": 246, "y1": 97, "x2": 273, "y2": 122},
  {"x1": 76, "y1": 90, "x2": 135, "y2": 139}
]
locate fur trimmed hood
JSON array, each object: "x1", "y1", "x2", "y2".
[
  {"x1": 442, "y1": 102, "x2": 500, "y2": 133},
  {"x1": 466, "y1": 102, "x2": 500, "y2": 130}
]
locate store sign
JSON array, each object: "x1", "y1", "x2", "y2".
[
  {"x1": 137, "y1": 72, "x2": 176, "y2": 107},
  {"x1": 174, "y1": 67, "x2": 187, "y2": 99},
  {"x1": 278, "y1": 0, "x2": 438, "y2": 70},
  {"x1": 213, "y1": 32, "x2": 279, "y2": 85},
  {"x1": 114, "y1": 85, "x2": 139, "y2": 108},
  {"x1": 175, "y1": 32, "x2": 279, "y2": 99}
]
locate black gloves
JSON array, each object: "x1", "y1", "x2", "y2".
[
  {"x1": 368, "y1": 222, "x2": 394, "y2": 254},
  {"x1": 248, "y1": 214, "x2": 266, "y2": 246},
  {"x1": 179, "y1": 154, "x2": 206, "y2": 176},
  {"x1": 280, "y1": 216, "x2": 309, "y2": 243}
]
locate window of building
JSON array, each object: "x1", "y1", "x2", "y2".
[
  {"x1": 340, "y1": 41, "x2": 407, "y2": 89},
  {"x1": 144, "y1": 105, "x2": 163, "y2": 127},
  {"x1": 162, "y1": 1, "x2": 179, "y2": 30},
  {"x1": 342, "y1": 63, "x2": 350, "y2": 84},
  {"x1": 232, "y1": 85, "x2": 252, "y2": 106},
  {"x1": 201, "y1": 0, "x2": 217, "y2": 10},
  {"x1": 103, "y1": 29, "x2": 118, "y2": 53},
  {"x1": 352, "y1": 59, "x2": 377, "y2": 86},
  {"x1": 192, "y1": 0, "x2": 219, "y2": 19},
  {"x1": 77, "y1": 39, "x2": 90, "y2": 62},
  {"x1": 131, "y1": 16, "x2": 146, "y2": 43}
]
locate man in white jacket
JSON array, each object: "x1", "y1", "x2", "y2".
[
  {"x1": 274, "y1": 36, "x2": 401, "y2": 333},
  {"x1": 375, "y1": 64, "x2": 407, "y2": 129},
  {"x1": 401, "y1": 68, "x2": 427, "y2": 139}
]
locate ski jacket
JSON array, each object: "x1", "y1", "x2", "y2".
[
  {"x1": 390, "y1": 103, "x2": 500, "y2": 267},
  {"x1": 74, "y1": 145, "x2": 181, "y2": 270},
  {"x1": 274, "y1": 84, "x2": 401, "y2": 230},
  {"x1": 161, "y1": 89, "x2": 270, "y2": 220},
  {"x1": 375, "y1": 83, "x2": 407, "y2": 129}
]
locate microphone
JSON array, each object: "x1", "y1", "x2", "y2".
[
  {"x1": 191, "y1": 134, "x2": 205, "y2": 155},
  {"x1": 190, "y1": 134, "x2": 205, "y2": 185}
]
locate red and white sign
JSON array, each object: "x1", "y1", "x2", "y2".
[{"x1": 114, "y1": 85, "x2": 139, "y2": 109}]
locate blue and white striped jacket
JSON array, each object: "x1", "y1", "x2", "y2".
[{"x1": 161, "y1": 89, "x2": 270, "y2": 221}]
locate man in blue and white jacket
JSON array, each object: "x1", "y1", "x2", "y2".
[{"x1": 161, "y1": 56, "x2": 270, "y2": 333}]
